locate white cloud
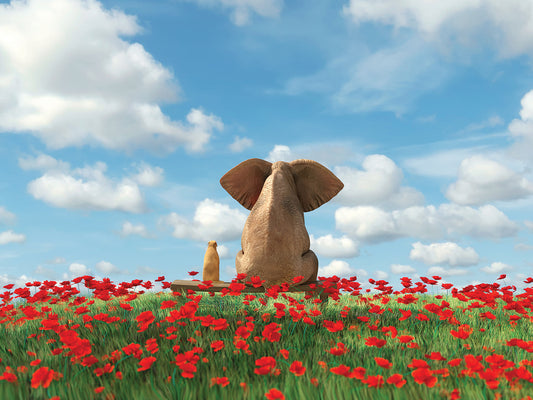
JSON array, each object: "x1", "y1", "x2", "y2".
[
  {"x1": 310, "y1": 234, "x2": 359, "y2": 258},
  {"x1": 509, "y1": 90, "x2": 533, "y2": 160},
  {"x1": 160, "y1": 199, "x2": 247, "y2": 242},
  {"x1": 410, "y1": 242, "x2": 479, "y2": 267},
  {"x1": 336, "y1": 203, "x2": 518, "y2": 243},
  {"x1": 0, "y1": 206, "x2": 16, "y2": 225},
  {"x1": 0, "y1": 0, "x2": 223, "y2": 154},
  {"x1": 217, "y1": 244, "x2": 231, "y2": 259},
  {"x1": 318, "y1": 260, "x2": 360, "y2": 278},
  {"x1": 266, "y1": 145, "x2": 293, "y2": 162},
  {"x1": 95, "y1": 260, "x2": 120, "y2": 274},
  {"x1": 130, "y1": 162, "x2": 164, "y2": 187},
  {"x1": 427, "y1": 266, "x2": 469, "y2": 277},
  {"x1": 374, "y1": 270, "x2": 389, "y2": 280},
  {"x1": 480, "y1": 261, "x2": 513, "y2": 274},
  {"x1": 333, "y1": 38, "x2": 448, "y2": 115},
  {"x1": 180, "y1": 0, "x2": 283, "y2": 26},
  {"x1": 120, "y1": 221, "x2": 151, "y2": 238},
  {"x1": 335, "y1": 206, "x2": 401, "y2": 243},
  {"x1": 461, "y1": 115, "x2": 504, "y2": 133},
  {"x1": 18, "y1": 153, "x2": 70, "y2": 172},
  {"x1": 229, "y1": 136, "x2": 253, "y2": 152},
  {"x1": 285, "y1": 37, "x2": 448, "y2": 115},
  {"x1": 265, "y1": 143, "x2": 360, "y2": 168},
  {"x1": 439, "y1": 203, "x2": 519, "y2": 239},
  {"x1": 68, "y1": 262, "x2": 91, "y2": 277},
  {"x1": 514, "y1": 243, "x2": 533, "y2": 251},
  {"x1": 334, "y1": 154, "x2": 424, "y2": 209},
  {"x1": 26, "y1": 159, "x2": 147, "y2": 213},
  {"x1": 0, "y1": 230, "x2": 26, "y2": 245},
  {"x1": 403, "y1": 146, "x2": 492, "y2": 178},
  {"x1": 342, "y1": 0, "x2": 533, "y2": 59},
  {"x1": 391, "y1": 264, "x2": 415, "y2": 274},
  {"x1": 446, "y1": 155, "x2": 533, "y2": 205}
]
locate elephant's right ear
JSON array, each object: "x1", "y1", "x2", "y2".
[{"x1": 220, "y1": 158, "x2": 272, "y2": 210}]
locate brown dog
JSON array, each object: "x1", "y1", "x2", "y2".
[{"x1": 203, "y1": 241, "x2": 223, "y2": 283}]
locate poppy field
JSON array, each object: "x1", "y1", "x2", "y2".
[{"x1": 0, "y1": 273, "x2": 532, "y2": 399}]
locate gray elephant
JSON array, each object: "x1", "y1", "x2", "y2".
[{"x1": 220, "y1": 158, "x2": 344, "y2": 288}]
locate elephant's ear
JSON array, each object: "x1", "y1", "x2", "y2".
[
  {"x1": 290, "y1": 159, "x2": 344, "y2": 212},
  {"x1": 220, "y1": 158, "x2": 272, "y2": 210}
]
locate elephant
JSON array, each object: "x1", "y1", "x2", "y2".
[{"x1": 220, "y1": 158, "x2": 344, "y2": 288}]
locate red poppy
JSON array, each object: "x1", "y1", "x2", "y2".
[
  {"x1": 374, "y1": 357, "x2": 392, "y2": 369},
  {"x1": 365, "y1": 337, "x2": 386, "y2": 348},
  {"x1": 265, "y1": 388, "x2": 285, "y2": 400},
  {"x1": 289, "y1": 361, "x2": 306, "y2": 376}
]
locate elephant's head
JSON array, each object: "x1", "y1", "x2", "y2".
[
  {"x1": 220, "y1": 158, "x2": 343, "y2": 212},
  {"x1": 220, "y1": 158, "x2": 343, "y2": 288}
]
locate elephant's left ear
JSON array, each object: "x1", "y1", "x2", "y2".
[
  {"x1": 290, "y1": 160, "x2": 344, "y2": 212},
  {"x1": 220, "y1": 158, "x2": 272, "y2": 210}
]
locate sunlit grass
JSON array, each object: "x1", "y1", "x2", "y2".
[{"x1": 0, "y1": 275, "x2": 532, "y2": 399}]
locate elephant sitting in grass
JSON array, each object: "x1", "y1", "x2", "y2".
[{"x1": 220, "y1": 158, "x2": 344, "y2": 288}]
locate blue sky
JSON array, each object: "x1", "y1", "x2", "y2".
[{"x1": 1, "y1": 0, "x2": 533, "y2": 298}]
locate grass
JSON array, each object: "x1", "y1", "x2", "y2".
[{"x1": 0, "y1": 275, "x2": 532, "y2": 399}]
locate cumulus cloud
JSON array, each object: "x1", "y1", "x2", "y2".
[
  {"x1": 68, "y1": 262, "x2": 91, "y2": 277},
  {"x1": 0, "y1": 230, "x2": 26, "y2": 245},
  {"x1": 0, "y1": 0, "x2": 223, "y2": 154},
  {"x1": 130, "y1": 162, "x2": 164, "y2": 187},
  {"x1": 391, "y1": 264, "x2": 415, "y2": 274},
  {"x1": 336, "y1": 203, "x2": 518, "y2": 243},
  {"x1": 120, "y1": 221, "x2": 151, "y2": 238},
  {"x1": 0, "y1": 206, "x2": 16, "y2": 225},
  {"x1": 159, "y1": 199, "x2": 247, "y2": 242},
  {"x1": 446, "y1": 155, "x2": 533, "y2": 205},
  {"x1": 334, "y1": 154, "x2": 424, "y2": 209},
  {"x1": 427, "y1": 266, "x2": 469, "y2": 277},
  {"x1": 342, "y1": 0, "x2": 533, "y2": 59},
  {"x1": 438, "y1": 203, "x2": 519, "y2": 239},
  {"x1": 403, "y1": 146, "x2": 491, "y2": 178},
  {"x1": 18, "y1": 154, "x2": 70, "y2": 173},
  {"x1": 374, "y1": 270, "x2": 389, "y2": 280},
  {"x1": 95, "y1": 260, "x2": 123, "y2": 275},
  {"x1": 508, "y1": 90, "x2": 533, "y2": 160},
  {"x1": 310, "y1": 234, "x2": 359, "y2": 258},
  {"x1": 410, "y1": 242, "x2": 479, "y2": 267},
  {"x1": 216, "y1": 244, "x2": 231, "y2": 259},
  {"x1": 266, "y1": 145, "x2": 293, "y2": 162},
  {"x1": 335, "y1": 206, "x2": 401, "y2": 243},
  {"x1": 480, "y1": 262, "x2": 513, "y2": 274},
  {"x1": 25, "y1": 157, "x2": 148, "y2": 213},
  {"x1": 229, "y1": 136, "x2": 253, "y2": 153},
  {"x1": 265, "y1": 143, "x2": 359, "y2": 168},
  {"x1": 318, "y1": 260, "x2": 361, "y2": 278},
  {"x1": 179, "y1": 0, "x2": 283, "y2": 26}
]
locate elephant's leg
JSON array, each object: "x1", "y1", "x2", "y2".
[{"x1": 300, "y1": 249, "x2": 318, "y2": 284}]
